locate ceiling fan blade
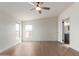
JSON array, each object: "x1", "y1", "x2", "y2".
[
  {"x1": 37, "y1": 2, "x2": 40, "y2": 7},
  {"x1": 28, "y1": 2, "x2": 36, "y2": 7},
  {"x1": 38, "y1": 10, "x2": 42, "y2": 14},
  {"x1": 41, "y1": 7, "x2": 50, "y2": 10}
]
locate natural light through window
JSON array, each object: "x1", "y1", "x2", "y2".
[
  {"x1": 16, "y1": 24, "x2": 20, "y2": 41},
  {"x1": 16, "y1": 24, "x2": 20, "y2": 31},
  {"x1": 25, "y1": 25, "x2": 32, "y2": 39},
  {"x1": 25, "y1": 25, "x2": 32, "y2": 31}
]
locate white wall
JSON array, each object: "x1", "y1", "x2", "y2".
[
  {"x1": 0, "y1": 10, "x2": 20, "y2": 52},
  {"x1": 58, "y1": 3, "x2": 79, "y2": 51},
  {"x1": 22, "y1": 17, "x2": 58, "y2": 41}
]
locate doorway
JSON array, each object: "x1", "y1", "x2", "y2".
[{"x1": 62, "y1": 18, "x2": 70, "y2": 44}]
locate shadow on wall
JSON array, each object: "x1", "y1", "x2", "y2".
[{"x1": 0, "y1": 9, "x2": 18, "y2": 52}]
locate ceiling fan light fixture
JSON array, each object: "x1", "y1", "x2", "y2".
[
  {"x1": 29, "y1": 2, "x2": 50, "y2": 14},
  {"x1": 36, "y1": 7, "x2": 41, "y2": 11}
]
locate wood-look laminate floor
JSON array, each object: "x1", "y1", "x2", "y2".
[{"x1": 0, "y1": 41, "x2": 79, "y2": 56}]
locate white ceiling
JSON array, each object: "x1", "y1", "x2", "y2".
[{"x1": 0, "y1": 2, "x2": 73, "y2": 21}]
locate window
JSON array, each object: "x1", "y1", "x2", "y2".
[
  {"x1": 25, "y1": 25, "x2": 32, "y2": 31},
  {"x1": 16, "y1": 24, "x2": 20, "y2": 31},
  {"x1": 16, "y1": 24, "x2": 20, "y2": 40},
  {"x1": 25, "y1": 25, "x2": 32, "y2": 39}
]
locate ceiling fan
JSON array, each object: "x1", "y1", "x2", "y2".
[{"x1": 29, "y1": 2, "x2": 50, "y2": 14}]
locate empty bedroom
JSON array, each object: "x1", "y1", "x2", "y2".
[{"x1": 0, "y1": 2, "x2": 79, "y2": 56}]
